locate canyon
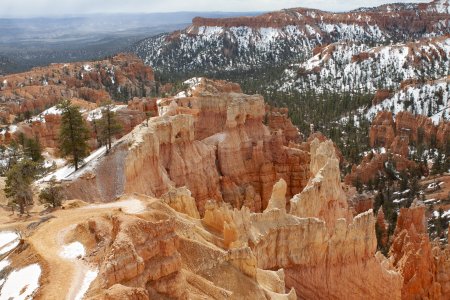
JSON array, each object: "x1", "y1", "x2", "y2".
[
  {"x1": 0, "y1": 77, "x2": 448, "y2": 299},
  {"x1": 0, "y1": 1, "x2": 449, "y2": 299}
]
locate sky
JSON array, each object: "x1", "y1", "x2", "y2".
[{"x1": 0, "y1": 0, "x2": 430, "y2": 18}]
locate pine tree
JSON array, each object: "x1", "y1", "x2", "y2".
[
  {"x1": 431, "y1": 152, "x2": 444, "y2": 175},
  {"x1": 58, "y1": 99, "x2": 90, "y2": 170},
  {"x1": 24, "y1": 136, "x2": 43, "y2": 162},
  {"x1": 90, "y1": 110, "x2": 102, "y2": 147},
  {"x1": 98, "y1": 100, "x2": 122, "y2": 152},
  {"x1": 39, "y1": 177, "x2": 64, "y2": 208},
  {"x1": 4, "y1": 158, "x2": 38, "y2": 215}
]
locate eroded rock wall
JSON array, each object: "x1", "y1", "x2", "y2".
[
  {"x1": 390, "y1": 206, "x2": 450, "y2": 300},
  {"x1": 203, "y1": 139, "x2": 403, "y2": 300},
  {"x1": 66, "y1": 80, "x2": 309, "y2": 214}
]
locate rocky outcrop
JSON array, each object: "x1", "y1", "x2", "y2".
[
  {"x1": 264, "y1": 179, "x2": 287, "y2": 213},
  {"x1": 435, "y1": 234, "x2": 450, "y2": 297},
  {"x1": 190, "y1": 1, "x2": 450, "y2": 32},
  {"x1": 127, "y1": 97, "x2": 158, "y2": 116},
  {"x1": 0, "y1": 53, "x2": 155, "y2": 122},
  {"x1": 389, "y1": 206, "x2": 442, "y2": 299},
  {"x1": 369, "y1": 111, "x2": 396, "y2": 148},
  {"x1": 103, "y1": 216, "x2": 184, "y2": 299},
  {"x1": 348, "y1": 192, "x2": 375, "y2": 216},
  {"x1": 71, "y1": 213, "x2": 186, "y2": 300},
  {"x1": 436, "y1": 121, "x2": 450, "y2": 149},
  {"x1": 18, "y1": 114, "x2": 62, "y2": 148},
  {"x1": 345, "y1": 152, "x2": 417, "y2": 185},
  {"x1": 372, "y1": 90, "x2": 392, "y2": 106},
  {"x1": 265, "y1": 106, "x2": 301, "y2": 144},
  {"x1": 369, "y1": 110, "x2": 449, "y2": 151},
  {"x1": 202, "y1": 139, "x2": 403, "y2": 300},
  {"x1": 3, "y1": 101, "x2": 153, "y2": 149},
  {"x1": 161, "y1": 187, "x2": 200, "y2": 219},
  {"x1": 91, "y1": 284, "x2": 150, "y2": 300},
  {"x1": 376, "y1": 207, "x2": 389, "y2": 250},
  {"x1": 64, "y1": 196, "x2": 301, "y2": 300},
  {"x1": 64, "y1": 79, "x2": 309, "y2": 214},
  {"x1": 290, "y1": 139, "x2": 351, "y2": 229}
]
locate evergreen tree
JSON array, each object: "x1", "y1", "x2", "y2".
[
  {"x1": 4, "y1": 158, "x2": 38, "y2": 215},
  {"x1": 3, "y1": 140, "x2": 22, "y2": 173},
  {"x1": 57, "y1": 99, "x2": 90, "y2": 170},
  {"x1": 90, "y1": 111, "x2": 102, "y2": 147},
  {"x1": 98, "y1": 100, "x2": 122, "y2": 152},
  {"x1": 431, "y1": 152, "x2": 445, "y2": 175},
  {"x1": 39, "y1": 177, "x2": 64, "y2": 208},
  {"x1": 24, "y1": 136, "x2": 43, "y2": 162}
]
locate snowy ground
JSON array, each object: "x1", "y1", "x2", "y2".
[
  {"x1": 74, "y1": 269, "x2": 98, "y2": 300},
  {"x1": 0, "y1": 231, "x2": 20, "y2": 256},
  {"x1": 60, "y1": 242, "x2": 86, "y2": 260},
  {"x1": 42, "y1": 151, "x2": 67, "y2": 169},
  {"x1": 59, "y1": 238, "x2": 98, "y2": 300},
  {"x1": 0, "y1": 259, "x2": 9, "y2": 273},
  {"x1": 30, "y1": 105, "x2": 63, "y2": 123},
  {"x1": 39, "y1": 146, "x2": 107, "y2": 183},
  {"x1": 86, "y1": 105, "x2": 127, "y2": 121},
  {"x1": 433, "y1": 209, "x2": 450, "y2": 218},
  {"x1": 0, "y1": 263, "x2": 41, "y2": 300}
]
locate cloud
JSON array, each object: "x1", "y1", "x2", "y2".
[{"x1": 0, "y1": 0, "x2": 429, "y2": 17}]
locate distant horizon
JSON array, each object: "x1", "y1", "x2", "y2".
[
  {"x1": 0, "y1": 11, "x2": 265, "y2": 20},
  {"x1": 0, "y1": 0, "x2": 430, "y2": 18}
]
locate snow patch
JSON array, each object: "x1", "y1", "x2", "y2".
[
  {"x1": 74, "y1": 269, "x2": 98, "y2": 300},
  {"x1": 60, "y1": 242, "x2": 86, "y2": 260},
  {"x1": 0, "y1": 264, "x2": 41, "y2": 300},
  {"x1": 0, "y1": 231, "x2": 20, "y2": 256},
  {"x1": 39, "y1": 146, "x2": 107, "y2": 183},
  {"x1": 434, "y1": 209, "x2": 450, "y2": 218},
  {"x1": 86, "y1": 105, "x2": 126, "y2": 122},
  {"x1": 0, "y1": 259, "x2": 9, "y2": 273},
  {"x1": 83, "y1": 64, "x2": 93, "y2": 72}
]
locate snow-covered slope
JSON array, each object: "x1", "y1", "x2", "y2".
[
  {"x1": 133, "y1": 2, "x2": 450, "y2": 75},
  {"x1": 281, "y1": 35, "x2": 450, "y2": 93},
  {"x1": 135, "y1": 26, "x2": 318, "y2": 73},
  {"x1": 426, "y1": 0, "x2": 450, "y2": 14},
  {"x1": 365, "y1": 77, "x2": 450, "y2": 124}
]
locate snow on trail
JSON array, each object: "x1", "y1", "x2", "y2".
[
  {"x1": 0, "y1": 264, "x2": 42, "y2": 300},
  {"x1": 59, "y1": 234, "x2": 98, "y2": 300},
  {"x1": 81, "y1": 198, "x2": 146, "y2": 214},
  {"x1": 0, "y1": 231, "x2": 20, "y2": 256},
  {"x1": 74, "y1": 269, "x2": 98, "y2": 300},
  {"x1": 60, "y1": 242, "x2": 86, "y2": 260}
]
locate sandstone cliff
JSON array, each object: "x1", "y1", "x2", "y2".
[
  {"x1": 369, "y1": 110, "x2": 449, "y2": 151},
  {"x1": 390, "y1": 206, "x2": 450, "y2": 300},
  {"x1": 199, "y1": 139, "x2": 403, "y2": 300},
  {"x1": 63, "y1": 78, "x2": 309, "y2": 214}
]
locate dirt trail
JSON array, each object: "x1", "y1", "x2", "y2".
[{"x1": 25, "y1": 198, "x2": 147, "y2": 300}]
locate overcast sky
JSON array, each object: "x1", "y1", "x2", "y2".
[{"x1": 0, "y1": 0, "x2": 430, "y2": 18}]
